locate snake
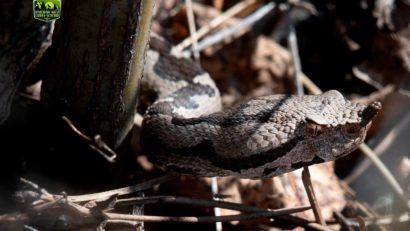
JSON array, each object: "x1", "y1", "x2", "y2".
[{"x1": 140, "y1": 35, "x2": 381, "y2": 178}]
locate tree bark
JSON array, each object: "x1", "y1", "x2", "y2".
[{"x1": 41, "y1": 0, "x2": 153, "y2": 147}]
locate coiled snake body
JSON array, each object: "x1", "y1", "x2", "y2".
[{"x1": 140, "y1": 36, "x2": 381, "y2": 178}]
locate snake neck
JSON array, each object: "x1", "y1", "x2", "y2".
[{"x1": 141, "y1": 36, "x2": 222, "y2": 153}]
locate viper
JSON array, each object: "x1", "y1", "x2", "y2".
[{"x1": 140, "y1": 35, "x2": 381, "y2": 178}]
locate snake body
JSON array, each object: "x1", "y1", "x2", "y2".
[{"x1": 140, "y1": 36, "x2": 381, "y2": 178}]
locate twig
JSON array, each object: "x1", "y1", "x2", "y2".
[
  {"x1": 117, "y1": 195, "x2": 277, "y2": 212},
  {"x1": 32, "y1": 193, "x2": 92, "y2": 216},
  {"x1": 352, "y1": 66, "x2": 410, "y2": 99},
  {"x1": 63, "y1": 200, "x2": 92, "y2": 216},
  {"x1": 301, "y1": 73, "x2": 322, "y2": 95},
  {"x1": 358, "y1": 144, "x2": 410, "y2": 209},
  {"x1": 132, "y1": 192, "x2": 145, "y2": 231},
  {"x1": 62, "y1": 116, "x2": 92, "y2": 142},
  {"x1": 302, "y1": 168, "x2": 326, "y2": 225},
  {"x1": 287, "y1": 3, "x2": 304, "y2": 96},
  {"x1": 184, "y1": 2, "x2": 276, "y2": 56},
  {"x1": 18, "y1": 176, "x2": 323, "y2": 227},
  {"x1": 11, "y1": 180, "x2": 331, "y2": 231},
  {"x1": 344, "y1": 113, "x2": 410, "y2": 184},
  {"x1": 334, "y1": 211, "x2": 355, "y2": 231},
  {"x1": 20, "y1": 178, "x2": 53, "y2": 199},
  {"x1": 288, "y1": 0, "x2": 318, "y2": 15},
  {"x1": 115, "y1": 195, "x2": 334, "y2": 230},
  {"x1": 352, "y1": 66, "x2": 384, "y2": 89},
  {"x1": 62, "y1": 116, "x2": 117, "y2": 163},
  {"x1": 102, "y1": 219, "x2": 143, "y2": 229},
  {"x1": 24, "y1": 225, "x2": 38, "y2": 231},
  {"x1": 211, "y1": 177, "x2": 222, "y2": 231},
  {"x1": 277, "y1": 215, "x2": 334, "y2": 231},
  {"x1": 185, "y1": 0, "x2": 200, "y2": 61},
  {"x1": 360, "y1": 212, "x2": 409, "y2": 226},
  {"x1": 19, "y1": 179, "x2": 93, "y2": 215},
  {"x1": 398, "y1": 88, "x2": 410, "y2": 99},
  {"x1": 67, "y1": 175, "x2": 177, "y2": 202},
  {"x1": 326, "y1": 212, "x2": 409, "y2": 227},
  {"x1": 357, "y1": 216, "x2": 367, "y2": 231},
  {"x1": 174, "y1": 0, "x2": 259, "y2": 52},
  {"x1": 104, "y1": 206, "x2": 310, "y2": 223},
  {"x1": 352, "y1": 84, "x2": 394, "y2": 105}
]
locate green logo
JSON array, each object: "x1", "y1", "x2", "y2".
[{"x1": 33, "y1": 0, "x2": 61, "y2": 22}]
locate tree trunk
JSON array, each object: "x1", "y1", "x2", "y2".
[{"x1": 40, "y1": 0, "x2": 153, "y2": 147}]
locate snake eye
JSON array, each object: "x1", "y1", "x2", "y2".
[{"x1": 306, "y1": 122, "x2": 324, "y2": 137}]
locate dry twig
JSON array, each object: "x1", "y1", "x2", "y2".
[
  {"x1": 174, "y1": 0, "x2": 260, "y2": 52},
  {"x1": 9, "y1": 178, "x2": 335, "y2": 230},
  {"x1": 67, "y1": 175, "x2": 177, "y2": 203},
  {"x1": 104, "y1": 206, "x2": 310, "y2": 223},
  {"x1": 185, "y1": 0, "x2": 200, "y2": 61},
  {"x1": 183, "y1": 1, "x2": 276, "y2": 56},
  {"x1": 62, "y1": 116, "x2": 117, "y2": 163},
  {"x1": 302, "y1": 169, "x2": 326, "y2": 225}
]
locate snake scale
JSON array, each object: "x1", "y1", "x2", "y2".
[{"x1": 140, "y1": 36, "x2": 381, "y2": 178}]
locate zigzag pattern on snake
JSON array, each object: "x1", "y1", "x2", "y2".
[{"x1": 140, "y1": 36, "x2": 381, "y2": 178}]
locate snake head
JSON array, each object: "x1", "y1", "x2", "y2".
[{"x1": 302, "y1": 97, "x2": 381, "y2": 162}]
